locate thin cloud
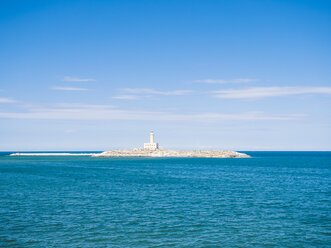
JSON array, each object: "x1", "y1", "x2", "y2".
[
  {"x1": 62, "y1": 76, "x2": 96, "y2": 82},
  {"x1": 212, "y1": 87, "x2": 331, "y2": 99},
  {"x1": 112, "y1": 95, "x2": 142, "y2": 100},
  {"x1": 51, "y1": 86, "x2": 88, "y2": 91},
  {"x1": 0, "y1": 103, "x2": 303, "y2": 122},
  {"x1": 195, "y1": 78, "x2": 257, "y2": 84},
  {"x1": 0, "y1": 97, "x2": 16, "y2": 103},
  {"x1": 121, "y1": 88, "x2": 192, "y2": 95},
  {"x1": 54, "y1": 103, "x2": 116, "y2": 109}
]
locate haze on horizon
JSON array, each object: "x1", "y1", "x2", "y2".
[{"x1": 0, "y1": 0, "x2": 330, "y2": 151}]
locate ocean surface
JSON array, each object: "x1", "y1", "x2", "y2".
[{"x1": 0, "y1": 152, "x2": 330, "y2": 247}]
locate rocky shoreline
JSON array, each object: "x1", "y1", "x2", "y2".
[{"x1": 92, "y1": 148, "x2": 250, "y2": 158}]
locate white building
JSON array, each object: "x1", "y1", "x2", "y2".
[{"x1": 144, "y1": 131, "x2": 159, "y2": 150}]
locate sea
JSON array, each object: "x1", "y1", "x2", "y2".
[{"x1": 0, "y1": 151, "x2": 330, "y2": 247}]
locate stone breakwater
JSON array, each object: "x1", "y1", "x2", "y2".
[
  {"x1": 10, "y1": 153, "x2": 97, "y2": 156},
  {"x1": 92, "y1": 149, "x2": 250, "y2": 158}
]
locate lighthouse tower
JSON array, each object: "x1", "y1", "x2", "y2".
[{"x1": 144, "y1": 131, "x2": 159, "y2": 150}]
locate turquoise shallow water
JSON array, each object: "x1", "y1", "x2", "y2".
[{"x1": 0, "y1": 152, "x2": 330, "y2": 247}]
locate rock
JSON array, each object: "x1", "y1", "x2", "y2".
[{"x1": 91, "y1": 148, "x2": 250, "y2": 158}]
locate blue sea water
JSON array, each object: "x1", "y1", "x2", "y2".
[{"x1": 0, "y1": 152, "x2": 330, "y2": 247}]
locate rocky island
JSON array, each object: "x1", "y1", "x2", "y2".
[
  {"x1": 9, "y1": 132, "x2": 250, "y2": 158},
  {"x1": 92, "y1": 132, "x2": 250, "y2": 158}
]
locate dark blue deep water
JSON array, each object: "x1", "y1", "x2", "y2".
[{"x1": 0, "y1": 152, "x2": 330, "y2": 247}]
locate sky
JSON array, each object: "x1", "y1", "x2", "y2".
[{"x1": 0, "y1": 0, "x2": 330, "y2": 151}]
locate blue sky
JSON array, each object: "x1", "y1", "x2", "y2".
[{"x1": 0, "y1": 0, "x2": 330, "y2": 151}]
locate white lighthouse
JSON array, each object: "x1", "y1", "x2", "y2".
[{"x1": 144, "y1": 131, "x2": 159, "y2": 150}]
